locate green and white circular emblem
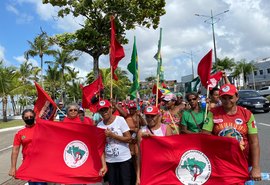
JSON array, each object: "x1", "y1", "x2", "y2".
[
  {"x1": 175, "y1": 150, "x2": 211, "y2": 185},
  {"x1": 63, "y1": 140, "x2": 89, "y2": 168}
]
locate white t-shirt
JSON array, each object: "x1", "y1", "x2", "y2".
[{"x1": 97, "y1": 116, "x2": 131, "y2": 163}]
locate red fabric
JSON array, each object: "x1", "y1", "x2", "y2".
[
  {"x1": 81, "y1": 75, "x2": 104, "y2": 113},
  {"x1": 110, "y1": 16, "x2": 125, "y2": 81},
  {"x1": 16, "y1": 119, "x2": 106, "y2": 184},
  {"x1": 152, "y1": 84, "x2": 163, "y2": 98},
  {"x1": 140, "y1": 134, "x2": 249, "y2": 185},
  {"x1": 62, "y1": 116, "x2": 94, "y2": 125},
  {"x1": 210, "y1": 106, "x2": 253, "y2": 165},
  {"x1": 208, "y1": 71, "x2": 223, "y2": 89},
  {"x1": 13, "y1": 125, "x2": 35, "y2": 160},
  {"x1": 34, "y1": 82, "x2": 57, "y2": 120},
  {"x1": 197, "y1": 50, "x2": 213, "y2": 88}
]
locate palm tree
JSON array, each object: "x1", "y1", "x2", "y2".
[
  {"x1": 86, "y1": 68, "x2": 131, "y2": 100},
  {"x1": 213, "y1": 57, "x2": 236, "y2": 71},
  {"x1": 232, "y1": 59, "x2": 255, "y2": 89},
  {"x1": 0, "y1": 61, "x2": 20, "y2": 122},
  {"x1": 24, "y1": 30, "x2": 56, "y2": 87},
  {"x1": 17, "y1": 61, "x2": 34, "y2": 108},
  {"x1": 45, "y1": 49, "x2": 78, "y2": 100},
  {"x1": 44, "y1": 65, "x2": 61, "y2": 99},
  {"x1": 65, "y1": 68, "x2": 83, "y2": 103}
]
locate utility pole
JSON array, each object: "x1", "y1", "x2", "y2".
[
  {"x1": 195, "y1": 9, "x2": 229, "y2": 63},
  {"x1": 183, "y1": 51, "x2": 196, "y2": 79}
]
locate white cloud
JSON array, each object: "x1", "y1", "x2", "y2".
[
  {"x1": 13, "y1": 55, "x2": 39, "y2": 67},
  {"x1": 8, "y1": 0, "x2": 270, "y2": 82}
]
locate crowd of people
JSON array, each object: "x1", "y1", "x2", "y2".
[{"x1": 9, "y1": 77, "x2": 262, "y2": 185}]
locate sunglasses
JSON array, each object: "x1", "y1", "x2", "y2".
[
  {"x1": 68, "y1": 109, "x2": 78, "y2": 112},
  {"x1": 188, "y1": 98, "x2": 197, "y2": 102}
]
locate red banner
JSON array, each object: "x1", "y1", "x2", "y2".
[
  {"x1": 197, "y1": 50, "x2": 213, "y2": 88},
  {"x1": 34, "y1": 82, "x2": 57, "y2": 120},
  {"x1": 16, "y1": 119, "x2": 106, "y2": 184},
  {"x1": 110, "y1": 16, "x2": 125, "y2": 81},
  {"x1": 81, "y1": 75, "x2": 104, "y2": 113},
  {"x1": 140, "y1": 134, "x2": 249, "y2": 185}
]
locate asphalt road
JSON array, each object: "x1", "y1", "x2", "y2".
[{"x1": 0, "y1": 113, "x2": 269, "y2": 185}]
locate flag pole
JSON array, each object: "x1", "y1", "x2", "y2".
[
  {"x1": 204, "y1": 85, "x2": 210, "y2": 121},
  {"x1": 155, "y1": 74, "x2": 160, "y2": 106},
  {"x1": 110, "y1": 67, "x2": 113, "y2": 99}
]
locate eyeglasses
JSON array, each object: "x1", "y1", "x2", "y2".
[
  {"x1": 68, "y1": 109, "x2": 78, "y2": 112},
  {"x1": 188, "y1": 98, "x2": 197, "y2": 102}
]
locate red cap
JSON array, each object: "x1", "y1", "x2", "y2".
[
  {"x1": 219, "y1": 84, "x2": 238, "y2": 96},
  {"x1": 97, "y1": 100, "x2": 111, "y2": 111},
  {"x1": 144, "y1": 106, "x2": 160, "y2": 115},
  {"x1": 128, "y1": 102, "x2": 137, "y2": 109}
]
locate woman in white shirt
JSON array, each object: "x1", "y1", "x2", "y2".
[{"x1": 96, "y1": 100, "x2": 132, "y2": 185}]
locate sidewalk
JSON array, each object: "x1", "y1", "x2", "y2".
[{"x1": 1, "y1": 178, "x2": 26, "y2": 185}]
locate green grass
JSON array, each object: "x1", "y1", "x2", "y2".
[{"x1": 0, "y1": 119, "x2": 24, "y2": 129}]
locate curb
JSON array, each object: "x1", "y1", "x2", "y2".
[{"x1": 0, "y1": 126, "x2": 24, "y2": 132}]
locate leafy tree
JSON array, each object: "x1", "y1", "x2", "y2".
[
  {"x1": 232, "y1": 59, "x2": 255, "y2": 89},
  {"x1": 24, "y1": 30, "x2": 56, "y2": 87},
  {"x1": 145, "y1": 76, "x2": 156, "y2": 82},
  {"x1": 43, "y1": 0, "x2": 166, "y2": 78}
]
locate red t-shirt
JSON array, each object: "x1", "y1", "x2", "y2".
[
  {"x1": 203, "y1": 106, "x2": 258, "y2": 164},
  {"x1": 13, "y1": 125, "x2": 36, "y2": 160}
]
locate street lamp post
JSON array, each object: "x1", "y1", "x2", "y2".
[
  {"x1": 195, "y1": 9, "x2": 229, "y2": 63},
  {"x1": 183, "y1": 51, "x2": 196, "y2": 79}
]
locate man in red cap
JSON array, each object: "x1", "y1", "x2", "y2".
[{"x1": 202, "y1": 84, "x2": 261, "y2": 183}]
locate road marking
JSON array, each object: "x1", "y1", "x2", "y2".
[
  {"x1": 0, "y1": 145, "x2": 13, "y2": 152},
  {"x1": 257, "y1": 122, "x2": 270, "y2": 127}
]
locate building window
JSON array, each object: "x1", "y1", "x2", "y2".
[
  {"x1": 260, "y1": 70, "x2": 263, "y2": 75},
  {"x1": 254, "y1": 71, "x2": 257, "y2": 76},
  {"x1": 267, "y1": 68, "x2": 270, "y2": 74}
]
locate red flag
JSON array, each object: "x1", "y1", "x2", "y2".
[
  {"x1": 34, "y1": 82, "x2": 57, "y2": 120},
  {"x1": 140, "y1": 134, "x2": 249, "y2": 185},
  {"x1": 81, "y1": 75, "x2": 104, "y2": 113},
  {"x1": 110, "y1": 16, "x2": 125, "y2": 81},
  {"x1": 197, "y1": 50, "x2": 213, "y2": 88},
  {"x1": 208, "y1": 71, "x2": 223, "y2": 89},
  {"x1": 16, "y1": 119, "x2": 106, "y2": 184}
]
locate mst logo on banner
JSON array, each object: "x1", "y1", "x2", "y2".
[
  {"x1": 64, "y1": 140, "x2": 89, "y2": 168},
  {"x1": 176, "y1": 150, "x2": 211, "y2": 184}
]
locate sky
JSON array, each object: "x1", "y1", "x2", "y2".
[{"x1": 1, "y1": 0, "x2": 270, "y2": 83}]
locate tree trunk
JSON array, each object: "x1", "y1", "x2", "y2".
[
  {"x1": 40, "y1": 55, "x2": 44, "y2": 88},
  {"x1": 93, "y1": 55, "x2": 100, "y2": 79},
  {"x1": 2, "y1": 96, "x2": 8, "y2": 122},
  {"x1": 10, "y1": 96, "x2": 17, "y2": 116}
]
